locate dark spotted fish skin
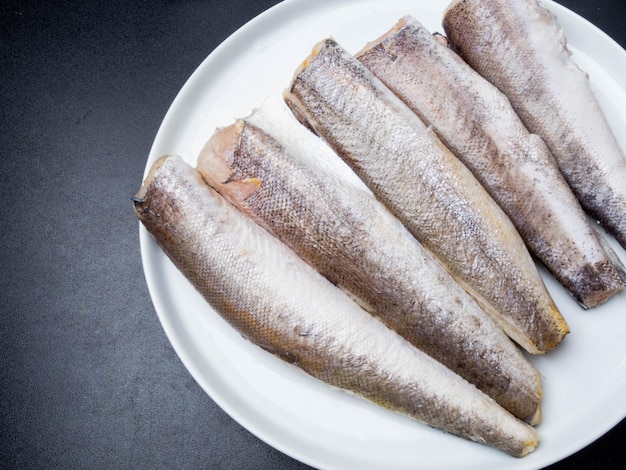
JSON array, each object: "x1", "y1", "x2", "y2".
[
  {"x1": 133, "y1": 155, "x2": 539, "y2": 457},
  {"x1": 196, "y1": 96, "x2": 543, "y2": 424},
  {"x1": 443, "y1": 0, "x2": 626, "y2": 250},
  {"x1": 356, "y1": 15, "x2": 624, "y2": 308},
  {"x1": 285, "y1": 38, "x2": 568, "y2": 355}
]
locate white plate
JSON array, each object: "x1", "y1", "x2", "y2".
[{"x1": 139, "y1": 1, "x2": 626, "y2": 468}]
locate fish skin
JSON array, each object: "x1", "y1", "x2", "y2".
[
  {"x1": 443, "y1": 0, "x2": 626, "y2": 250},
  {"x1": 133, "y1": 154, "x2": 539, "y2": 457},
  {"x1": 284, "y1": 38, "x2": 568, "y2": 354},
  {"x1": 196, "y1": 95, "x2": 543, "y2": 424},
  {"x1": 356, "y1": 16, "x2": 625, "y2": 309}
]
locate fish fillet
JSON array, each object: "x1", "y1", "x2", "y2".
[
  {"x1": 284, "y1": 38, "x2": 568, "y2": 354},
  {"x1": 443, "y1": 0, "x2": 626, "y2": 250},
  {"x1": 197, "y1": 95, "x2": 543, "y2": 424},
  {"x1": 133, "y1": 154, "x2": 539, "y2": 457},
  {"x1": 356, "y1": 16, "x2": 624, "y2": 308}
]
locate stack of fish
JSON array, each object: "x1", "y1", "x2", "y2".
[{"x1": 134, "y1": 0, "x2": 626, "y2": 457}]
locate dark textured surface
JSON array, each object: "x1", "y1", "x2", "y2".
[{"x1": 1, "y1": 0, "x2": 624, "y2": 468}]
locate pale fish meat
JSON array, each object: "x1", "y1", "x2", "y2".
[
  {"x1": 443, "y1": 0, "x2": 626, "y2": 250},
  {"x1": 197, "y1": 95, "x2": 543, "y2": 424},
  {"x1": 133, "y1": 155, "x2": 539, "y2": 457},
  {"x1": 356, "y1": 16, "x2": 625, "y2": 309},
  {"x1": 284, "y1": 38, "x2": 568, "y2": 354}
]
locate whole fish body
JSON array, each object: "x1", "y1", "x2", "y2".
[
  {"x1": 284, "y1": 38, "x2": 568, "y2": 354},
  {"x1": 356, "y1": 16, "x2": 625, "y2": 309},
  {"x1": 197, "y1": 95, "x2": 543, "y2": 424},
  {"x1": 443, "y1": 0, "x2": 626, "y2": 250},
  {"x1": 133, "y1": 154, "x2": 539, "y2": 457}
]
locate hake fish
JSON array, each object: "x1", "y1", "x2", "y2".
[
  {"x1": 356, "y1": 16, "x2": 625, "y2": 308},
  {"x1": 285, "y1": 38, "x2": 568, "y2": 354},
  {"x1": 443, "y1": 0, "x2": 626, "y2": 250},
  {"x1": 133, "y1": 155, "x2": 539, "y2": 457},
  {"x1": 197, "y1": 95, "x2": 543, "y2": 424}
]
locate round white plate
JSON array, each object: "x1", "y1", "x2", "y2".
[{"x1": 139, "y1": 1, "x2": 626, "y2": 468}]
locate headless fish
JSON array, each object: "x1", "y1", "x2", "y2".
[
  {"x1": 285, "y1": 38, "x2": 568, "y2": 354},
  {"x1": 133, "y1": 154, "x2": 539, "y2": 457},
  {"x1": 443, "y1": 0, "x2": 626, "y2": 250},
  {"x1": 197, "y1": 95, "x2": 543, "y2": 424},
  {"x1": 356, "y1": 16, "x2": 624, "y2": 308}
]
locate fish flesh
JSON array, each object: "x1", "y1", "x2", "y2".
[
  {"x1": 443, "y1": 0, "x2": 626, "y2": 250},
  {"x1": 133, "y1": 154, "x2": 539, "y2": 457},
  {"x1": 356, "y1": 16, "x2": 625, "y2": 308},
  {"x1": 284, "y1": 38, "x2": 568, "y2": 354},
  {"x1": 197, "y1": 95, "x2": 543, "y2": 424}
]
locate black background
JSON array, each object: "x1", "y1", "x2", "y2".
[{"x1": 2, "y1": 0, "x2": 625, "y2": 468}]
